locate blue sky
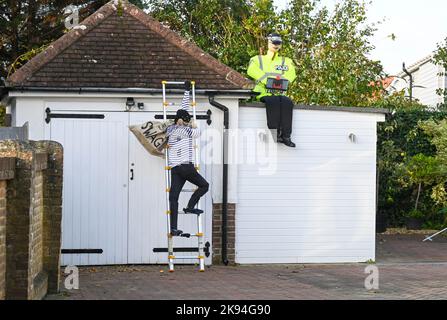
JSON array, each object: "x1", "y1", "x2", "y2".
[{"x1": 273, "y1": 0, "x2": 447, "y2": 75}]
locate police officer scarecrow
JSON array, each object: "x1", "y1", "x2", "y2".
[{"x1": 247, "y1": 33, "x2": 297, "y2": 147}]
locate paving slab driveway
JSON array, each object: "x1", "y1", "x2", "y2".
[{"x1": 47, "y1": 234, "x2": 447, "y2": 300}]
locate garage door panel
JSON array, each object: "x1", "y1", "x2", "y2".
[
  {"x1": 237, "y1": 242, "x2": 374, "y2": 251},
  {"x1": 240, "y1": 120, "x2": 376, "y2": 130},
  {"x1": 237, "y1": 108, "x2": 378, "y2": 264},
  {"x1": 238, "y1": 199, "x2": 374, "y2": 207},
  {"x1": 239, "y1": 178, "x2": 373, "y2": 187},
  {"x1": 237, "y1": 221, "x2": 373, "y2": 229},
  {"x1": 238, "y1": 192, "x2": 374, "y2": 201},
  {"x1": 239, "y1": 185, "x2": 374, "y2": 194},
  {"x1": 237, "y1": 235, "x2": 373, "y2": 243},
  {"x1": 236, "y1": 206, "x2": 374, "y2": 215},
  {"x1": 239, "y1": 163, "x2": 376, "y2": 172},
  {"x1": 50, "y1": 113, "x2": 129, "y2": 266},
  {"x1": 237, "y1": 249, "x2": 374, "y2": 258},
  {"x1": 128, "y1": 112, "x2": 213, "y2": 265},
  {"x1": 237, "y1": 256, "x2": 373, "y2": 264},
  {"x1": 239, "y1": 228, "x2": 373, "y2": 237},
  {"x1": 237, "y1": 214, "x2": 374, "y2": 222}
]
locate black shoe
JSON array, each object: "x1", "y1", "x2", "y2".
[
  {"x1": 171, "y1": 229, "x2": 183, "y2": 236},
  {"x1": 282, "y1": 137, "x2": 296, "y2": 148},
  {"x1": 277, "y1": 134, "x2": 284, "y2": 143},
  {"x1": 183, "y1": 208, "x2": 204, "y2": 215}
]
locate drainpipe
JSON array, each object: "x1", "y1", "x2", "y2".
[
  {"x1": 402, "y1": 63, "x2": 413, "y2": 102},
  {"x1": 208, "y1": 95, "x2": 229, "y2": 266}
]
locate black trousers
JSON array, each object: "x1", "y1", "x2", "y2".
[
  {"x1": 261, "y1": 95, "x2": 294, "y2": 138},
  {"x1": 169, "y1": 163, "x2": 209, "y2": 230}
]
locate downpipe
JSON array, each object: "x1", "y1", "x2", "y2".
[{"x1": 208, "y1": 95, "x2": 229, "y2": 266}]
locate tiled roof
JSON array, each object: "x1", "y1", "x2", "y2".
[{"x1": 6, "y1": 0, "x2": 254, "y2": 91}]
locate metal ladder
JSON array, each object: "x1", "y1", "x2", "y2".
[{"x1": 162, "y1": 80, "x2": 206, "y2": 273}]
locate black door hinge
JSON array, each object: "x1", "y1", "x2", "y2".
[{"x1": 46, "y1": 108, "x2": 105, "y2": 124}]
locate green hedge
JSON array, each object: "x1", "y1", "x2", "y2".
[
  {"x1": 378, "y1": 108, "x2": 447, "y2": 229},
  {"x1": 0, "y1": 105, "x2": 5, "y2": 126}
]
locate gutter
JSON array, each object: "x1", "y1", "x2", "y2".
[
  {"x1": 5, "y1": 86, "x2": 252, "y2": 97},
  {"x1": 208, "y1": 95, "x2": 230, "y2": 266}
]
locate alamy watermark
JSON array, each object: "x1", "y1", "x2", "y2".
[
  {"x1": 64, "y1": 266, "x2": 79, "y2": 290},
  {"x1": 364, "y1": 265, "x2": 379, "y2": 291},
  {"x1": 194, "y1": 127, "x2": 279, "y2": 175},
  {"x1": 64, "y1": 5, "x2": 79, "y2": 30}
]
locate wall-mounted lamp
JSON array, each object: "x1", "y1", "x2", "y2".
[
  {"x1": 137, "y1": 102, "x2": 145, "y2": 110},
  {"x1": 349, "y1": 133, "x2": 357, "y2": 143},
  {"x1": 126, "y1": 97, "x2": 135, "y2": 111}
]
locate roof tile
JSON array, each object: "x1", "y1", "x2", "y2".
[{"x1": 7, "y1": 0, "x2": 253, "y2": 91}]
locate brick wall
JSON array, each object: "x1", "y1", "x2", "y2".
[
  {"x1": 0, "y1": 140, "x2": 63, "y2": 300},
  {"x1": 212, "y1": 203, "x2": 236, "y2": 265},
  {"x1": 37, "y1": 141, "x2": 63, "y2": 294},
  {"x1": 0, "y1": 158, "x2": 15, "y2": 300},
  {"x1": 0, "y1": 180, "x2": 7, "y2": 300}
]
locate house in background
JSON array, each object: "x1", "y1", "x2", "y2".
[
  {"x1": 1, "y1": 0, "x2": 387, "y2": 266},
  {"x1": 388, "y1": 55, "x2": 446, "y2": 108}
]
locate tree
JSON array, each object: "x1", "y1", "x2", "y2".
[
  {"x1": 282, "y1": 0, "x2": 384, "y2": 106},
  {"x1": 433, "y1": 37, "x2": 447, "y2": 110},
  {"x1": 419, "y1": 119, "x2": 447, "y2": 206},
  {"x1": 148, "y1": 0, "x2": 384, "y2": 107},
  {"x1": 0, "y1": 0, "x2": 148, "y2": 86},
  {"x1": 146, "y1": 0, "x2": 279, "y2": 74},
  {"x1": 399, "y1": 154, "x2": 440, "y2": 215}
]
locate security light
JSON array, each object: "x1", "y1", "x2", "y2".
[{"x1": 126, "y1": 97, "x2": 135, "y2": 111}]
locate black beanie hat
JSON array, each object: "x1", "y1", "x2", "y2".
[{"x1": 175, "y1": 109, "x2": 191, "y2": 124}]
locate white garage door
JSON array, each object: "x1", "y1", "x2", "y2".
[
  {"x1": 128, "y1": 112, "x2": 213, "y2": 265},
  {"x1": 47, "y1": 110, "x2": 212, "y2": 266},
  {"x1": 237, "y1": 107, "x2": 378, "y2": 264},
  {"x1": 48, "y1": 112, "x2": 129, "y2": 266}
]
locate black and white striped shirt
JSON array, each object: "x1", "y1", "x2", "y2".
[{"x1": 167, "y1": 91, "x2": 200, "y2": 168}]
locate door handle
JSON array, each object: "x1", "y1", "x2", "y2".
[{"x1": 130, "y1": 169, "x2": 134, "y2": 181}]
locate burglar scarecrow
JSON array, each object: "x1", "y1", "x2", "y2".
[
  {"x1": 166, "y1": 81, "x2": 209, "y2": 236},
  {"x1": 247, "y1": 33, "x2": 297, "y2": 147},
  {"x1": 129, "y1": 82, "x2": 209, "y2": 237}
]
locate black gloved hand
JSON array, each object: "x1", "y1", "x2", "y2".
[{"x1": 184, "y1": 81, "x2": 192, "y2": 92}]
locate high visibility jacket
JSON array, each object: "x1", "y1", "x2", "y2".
[{"x1": 247, "y1": 52, "x2": 297, "y2": 100}]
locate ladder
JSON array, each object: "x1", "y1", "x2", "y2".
[{"x1": 162, "y1": 80, "x2": 206, "y2": 273}]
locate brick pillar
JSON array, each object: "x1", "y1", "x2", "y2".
[
  {"x1": 0, "y1": 140, "x2": 63, "y2": 300},
  {"x1": 2, "y1": 141, "x2": 50, "y2": 300},
  {"x1": 212, "y1": 203, "x2": 236, "y2": 265},
  {"x1": 3, "y1": 141, "x2": 34, "y2": 300},
  {"x1": 0, "y1": 180, "x2": 8, "y2": 300},
  {"x1": 0, "y1": 158, "x2": 15, "y2": 300},
  {"x1": 0, "y1": 141, "x2": 63, "y2": 300},
  {"x1": 35, "y1": 141, "x2": 63, "y2": 294}
]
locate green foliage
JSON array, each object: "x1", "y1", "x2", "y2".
[
  {"x1": 148, "y1": 0, "x2": 385, "y2": 107},
  {"x1": 147, "y1": 0, "x2": 277, "y2": 74},
  {"x1": 0, "y1": 104, "x2": 5, "y2": 126},
  {"x1": 398, "y1": 154, "x2": 441, "y2": 214},
  {"x1": 0, "y1": 0, "x2": 149, "y2": 85},
  {"x1": 378, "y1": 107, "x2": 447, "y2": 227},
  {"x1": 283, "y1": 0, "x2": 384, "y2": 106},
  {"x1": 7, "y1": 44, "x2": 49, "y2": 78},
  {"x1": 366, "y1": 90, "x2": 426, "y2": 110},
  {"x1": 407, "y1": 209, "x2": 424, "y2": 219},
  {"x1": 433, "y1": 37, "x2": 447, "y2": 110},
  {"x1": 419, "y1": 119, "x2": 447, "y2": 206}
]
